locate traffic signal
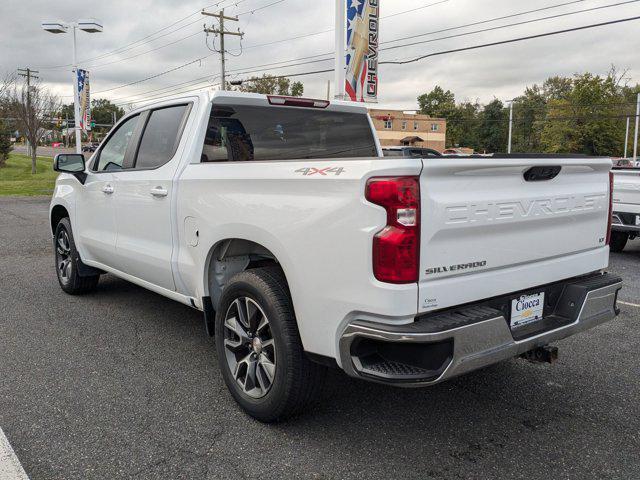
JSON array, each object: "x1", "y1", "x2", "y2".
[{"x1": 90, "y1": 120, "x2": 95, "y2": 129}]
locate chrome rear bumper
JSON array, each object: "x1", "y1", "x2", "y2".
[
  {"x1": 339, "y1": 273, "x2": 622, "y2": 386},
  {"x1": 612, "y1": 212, "x2": 640, "y2": 232}
]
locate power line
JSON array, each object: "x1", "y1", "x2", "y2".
[
  {"x1": 92, "y1": 55, "x2": 215, "y2": 94},
  {"x1": 383, "y1": 0, "x2": 449, "y2": 19},
  {"x1": 383, "y1": 0, "x2": 586, "y2": 45},
  {"x1": 232, "y1": 0, "x2": 451, "y2": 53},
  {"x1": 35, "y1": 0, "x2": 245, "y2": 69},
  {"x1": 113, "y1": 81, "x2": 221, "y2": 107},
  {"x1": 381, "y1": 15, "x2": 640, "y2": 65},
  {"x1": 381, "y1": 0, "x2": 640, "y2": 53},
  {"x1": 212, "y1": 1, "x2": 637, "y2": 81},
  {"x1": 86, "y1": 31, "x2": 203, "y2": 70},
  {"x1": 95, "y1": 4, "x2": 639, "y2": 105},
  {"x1": 109, "y1": 75, "x2": 215, "y2": 103},
  {"x1": 237, "y1": 0, "x2": 286, "y2": 16}
]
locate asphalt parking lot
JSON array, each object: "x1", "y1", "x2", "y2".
[{"x1": 1, "y1": 196, "x2": 639, "y2": 480}]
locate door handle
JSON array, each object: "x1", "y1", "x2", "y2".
[
  {"x1": 102, "y1": 184, "x2": 114, "y2": 194},
  {"x1": 150, "y1": 186, "x2": 168, "y2": 197}
]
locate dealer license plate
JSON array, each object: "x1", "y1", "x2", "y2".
[{"x1": 510, "y1": 292, "x2": 545, "y2": 328}]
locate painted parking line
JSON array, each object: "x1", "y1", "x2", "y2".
[
  {"x1": 0, "y1": 428, "x2": 29, "y2": 480},
  {"x1": 618, "y1": 300, "x2": 640, "y2": 308}
]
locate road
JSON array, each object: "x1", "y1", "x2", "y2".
[
  {"x1": 12, "y1": 145, "x2": 79, "y2": 158},
  {"x1": 0, "y1": 196, "x2": 639, "y2": 480}
]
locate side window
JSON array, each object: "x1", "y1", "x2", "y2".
[
  {"x1": 96, "y1": 115, "x2": 139, "y2": 172},
  {"x1": 135, "y1": 105, "x2": 188, "y2": 169}
]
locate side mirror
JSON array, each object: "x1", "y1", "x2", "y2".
[
  {"x1": 54, "y1": 153, "x2": 86, "y2": 173},
  {"x1": 53, "y1": 154, "x2": 87, "y2": 184}
]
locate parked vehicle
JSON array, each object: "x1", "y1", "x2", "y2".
[
  {"x1": 611, "y1": 166, "x2": 640, "y2": 251},
  {"x1": 50, "y1": 91, "x2": 621, "y2": 422},
  {"x1": 382, "y1": 146, "x2": 441, "y2": 157},
  {"x1": 81, "y1": 143, "x2": 99, "y2": 153}
]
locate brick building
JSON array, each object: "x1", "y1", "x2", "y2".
[{"x1": 369, "y1": 109, "x2": 447, "y2": 152}]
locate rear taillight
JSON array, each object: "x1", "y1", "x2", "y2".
[
  {"x1": 366, "y1": 176, "x2": 420, "y2": 284},
  {"x1": 606, "y1": 171, "x2": 613, "y2": 245}
]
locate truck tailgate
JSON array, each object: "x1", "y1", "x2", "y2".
[
  {"x1": 613, "y1": 169, "x2": 640, "y2": 214},
  {"x1": 418, "y1": 156, "x2": 611, "y2": 313}
]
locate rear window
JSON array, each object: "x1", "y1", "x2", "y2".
[
  {"x1": 136, "y1": 105, "x2": 188, "y2": 169},
  {"x1": 201, "y1": 104, "x2": 378, "y2": 162}
]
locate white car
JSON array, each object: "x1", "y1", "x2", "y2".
[
  {"x1": 611, "y1": 166, "x2": 640, "y2": 251},
  {"x1": 50, "y1": 91, "x2": 621, "y2": 422}
]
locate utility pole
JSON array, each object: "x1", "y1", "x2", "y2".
[
  {"x1": 334, "y1": 0, "x2": 346, "y2": 100},
  {"x1": 17, "y1": 68, "x2": 39, "y2": 159},
  {"x1": 624, "y1": 116, "x2": 630, "y2": 159},
  {"x1": 64, "y1": 111, "x2": 69, "y2": 147},
  {"x1": 202, "y1": 9, "x2": 243, "y2": 90},
  {"x1": 507, "y1": 100, "x2": 514, "y2": 154},
  {"x1": 634, "y1": 92, "x2": 640, "y2": 161}
]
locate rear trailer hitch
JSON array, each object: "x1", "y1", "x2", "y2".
[{"x1": 520, "y1": 345, "x2": 558, "y2": 364}]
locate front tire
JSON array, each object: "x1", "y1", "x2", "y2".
[
  {"x1": 610, "y1": 231, "x2": 628, "y2": 253},
  {"x1": 214, "y1": 267, "x2": 326, "y2": 422},
  {"x1": 54, "y1": 217, "x2": 100, "y2": 294}
]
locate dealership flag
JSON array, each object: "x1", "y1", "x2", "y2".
[
  {"x1": 77, "y1": 69, "x2": 91, "y2": 131},
  {"x1": 345, "y1": 0, "x2": 379, "y2": 102}
]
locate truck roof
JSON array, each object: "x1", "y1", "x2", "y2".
[{"x1": 126, "y1": 89, "x2": 369, "y2": 115}]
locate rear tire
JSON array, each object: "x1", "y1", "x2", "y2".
[
  {"x1": 54, "y1": 217, "x2": 100, "y2": 294},
  {"x1": 610, "y1": 231, "x2": 628, "y2": 253},
  {"x1": 214, "y1": 266, "x2": 326, "y2": 423}
]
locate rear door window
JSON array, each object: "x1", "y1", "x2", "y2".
[
  {"x1": 201, "y1": 105, "x2": 378, "y2": 162},
  {"x1": 135, "y1": 105, "x2": 189, "y2": 169}
]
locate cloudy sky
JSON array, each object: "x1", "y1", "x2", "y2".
[{"x1": 2, "y1": 0, "x2": 639, "y2": 110}]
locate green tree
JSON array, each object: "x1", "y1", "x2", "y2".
[
  {"x1": 543, "y1": 76, "x2": 573, "y2": 101},
  {"x1": 59, "y1": 103, "x2": 75, "y2": 120},
  {"x1": 417, "y1": 86, "x2": 455, "y2": 118},
  {"x1": 446, "y1": 101, "x2": 481, "y2": 149},
  {"x1": 512, "y1": 85, "x2": 546, "y2": 153},
  {"x1": 0, "y1": 119, "x2": 12, "y2": 167},
  {"x1": 416, "y1": 67, "x2": 638, "y2": 156},
  {"x1": 91, "y1": 98, "x2": 125, "y2": 126},
  {"x1": 238, "y1": 74, "x2": 304, "y2": 96},
  {"x1": 478, "y1": 99, "x2": 508, "y2": 153},
  {"x1": 541, "y1": 71, "x2": 628, "y2": 156}
]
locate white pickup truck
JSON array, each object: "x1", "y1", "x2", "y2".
[
  {"x1": 50, "y1": 91, "x2": 621, "y2": 422},
  {"x1": 611, "y1": 167, "x2": 640, "y2": 251}
]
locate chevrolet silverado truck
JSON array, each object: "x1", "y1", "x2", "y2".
[
  {"x1": 611, "y1": 167, "x2": 640, "y2": 252},
  {"x1": 50, "y1": 91, "x2": 622, "y2": 422}
]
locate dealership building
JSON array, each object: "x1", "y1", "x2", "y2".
[{"x1": 369, "y1": 109, "x2": 447, "y2": 152}]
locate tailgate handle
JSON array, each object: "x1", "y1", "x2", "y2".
[{"x1": 523, "y1": 166, "x2": 561, "y2": 182}]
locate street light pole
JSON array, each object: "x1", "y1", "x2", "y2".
[
  {"x1": 42, "y1": 18, "x2": 103, "y2": 154},
  {"x1": 507, "y1": 100, "x2": 514, "y2": 154},
  {"x1": 634, "y1": 92, "x2": 640, "y2": 161},
  {"x1": 334, "y1": 0, "x2": 346, "y2": 100},
  {"x1": 624, "y1": 116, "x2": 630, "y2": 159},
  {"x1": 71, "y1": 25, "x2": 82, "y2": 154}
]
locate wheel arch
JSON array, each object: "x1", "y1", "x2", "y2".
[
  {"x1": 203, "y1": 238, "x2": 291, "y2": 313},
  {"x1": 50, "y1": 204, "x2": 70, "y2": 235}
]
